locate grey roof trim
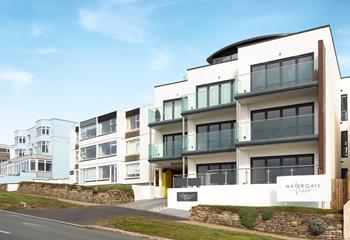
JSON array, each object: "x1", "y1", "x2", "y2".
[
  {"x1": 154, "y1": 79, "x2": 187, "y2": 88},
  {"x1": 148, "y1": 118, "x2": 182, "y2": 128},
  {"x1": 148, "y1": 156, "x2": 182, "y2": 162},
  {"x1": 235, "y1": 135, "x2": 318, "y2": 147},
  {"x1": 182, "y1": 102, "x2": 236, "y2": 116}
]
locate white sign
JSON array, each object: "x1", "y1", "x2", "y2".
[{"x1": 277, "y1": 175, "x2": 331, "y2": 202}]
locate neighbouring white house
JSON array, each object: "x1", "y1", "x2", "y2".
[
  {"x1": 0, "y1": 144, "x2": 13, "y2": 163},
  {"x1": 0, "y1": 119, "x2": 78, "y2": 184},
  {"x1": 148, "y1": 25, "x2": 346, "y2": 210},
  {"x1": 70, "y1": 106, "x2": 153, "y2": 191}
]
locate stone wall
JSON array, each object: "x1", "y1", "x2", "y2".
[
  {"x1": 192, "y1": 206, "x2": 343, "y2": 240},
  {"x1": 18, "y1": 182, "x2": 134, "y2": 205}
]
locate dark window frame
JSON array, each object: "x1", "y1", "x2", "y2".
[
  {"x1": 196, "y1": 79, "x2": 235, "y2": 109},
  {"x1": 250, "y1": 53, "x2": 314, "y2": 91},
  {"x1": 163, "y1": 98, "x2": 182, "y2": 120},
  {"x1": 341, "y1": 94, "x2": 348, "y2": 121},
  {"x1": 163, "y1": 133, "x2": 183, "y2": 158},
  {"x1": 341, "y1": 131, "x2": 348, "y2": 158}
]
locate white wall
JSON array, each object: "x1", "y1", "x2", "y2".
[{"x1": 340, "y1": 77, "x2": 350, "y2": 172}]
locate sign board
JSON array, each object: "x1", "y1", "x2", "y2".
[
  {"x1": 177, "y1": 192, "x2": 198, "y2": 202},
  {"x1": 277, "y1": 175, "x2": 331, "y2": 202}
]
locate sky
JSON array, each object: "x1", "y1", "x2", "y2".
[{"x1": 0, "y1": 0, "x2": 349, "y2": 144}]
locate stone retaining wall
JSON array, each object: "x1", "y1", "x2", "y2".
[
  {"x1": 192, "y1": 206, "x2": 343, "y2": 240},
  {"x1": 18, "y1": 182, "x2": 134, "y2": 205}
]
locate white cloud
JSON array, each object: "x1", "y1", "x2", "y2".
[
  {"x1": 27, "y1": 47, "x2": 58, "y2": 55},
  {"x1": 0, "y1": 67, "x2": 36, "y2": 87},
  {"x1": 149, "y1": 49, "x2": 173, "y2": 71},
  {"x1": 31, "y1": 24, "x2": 45, "y2": 37},
  {"x1": 78, "y1": 0, "x2": 170, "y2": 43}
]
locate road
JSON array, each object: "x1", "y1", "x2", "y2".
[{"x1": 0, "y1": 211, "x2": 145, "y2": 240}]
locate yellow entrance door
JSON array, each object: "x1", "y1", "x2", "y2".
[{"x1": 162, "y1": 170, "x2": 173, "y2": 197}]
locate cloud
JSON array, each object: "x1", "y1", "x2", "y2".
[
  {"x1": 27, "y1": 47, "x2": 58, "y2": 55},
  {"x1": 31, "y1": 24, "x2": 45, "y2": 37},
  {"x1": 0, "y1": 67, "x2": 37, "y2": 87},
  {"x1": 149, "y1": 49, "x2": 173, "y2": 71},
  {"x1": 78, "y1": 0, "x2": 170, "y2": 43}
]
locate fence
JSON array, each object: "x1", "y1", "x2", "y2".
[{"x1": 331, "y1": 172, "x2": 350, "y2": 209}]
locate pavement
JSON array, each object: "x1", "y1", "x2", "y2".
[
  {"x1": 14, "y1": 205, "x2": 184, "y2": 225},
  {"x1": 0, "y1": 210, "x2": 145, "y2": 240}
]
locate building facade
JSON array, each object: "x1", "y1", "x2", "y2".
[
  {"x1": 148, "y1": 25, "x2": 344, "y2": 209},
  {"x1": 0, "y1": 144, "x2": 13, "y2": 163},
  {"x1": 340, "y1": 76, "x2": 350, "y2": 178},
  {"x1": 71, "y1": 106, "x2": 151, "y2": 186},
  {"x1": 0, "y1": 119, "x2": 77, "y2": 183}
]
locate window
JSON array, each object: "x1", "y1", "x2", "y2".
[
  {"x1": 251, "y1": 103, "x2": 314, "y2": 140},
  {"x1": 163, "y1": 133, "x2": 182, "y2": 158},
  {"x1": 251, "y1": 54, "x2": 314, "y2": 92},
  {"x1": 16, "y1": 136, "x2": 26, "y2": 144},
  {"x1": 127, "y1": 115, "x2": 140, "y2": 131},
  {"x1": 126, "y1": 138, "x2": 140, "y2": 155},
  {"x1": 30, "y1": 160, "x2": 36, "y2": 171},
  {"x1": 341, "y1": 131, "x2": 348, "y2": 158},
  {"x1": 98, "y1": 141, "x2": 116, "y2": 157},
  {"x1": 38, "y1": 160, "x2": 45, "y2": 171},
  {"x1": 163, "y1": 99, "x2": 182, "y2": 121},
  {"x1": 99, "y1": 118, "x2": 116, "y2": 135},
  {"x1": 16, "y1": 149, "x2": 26, "y2": 157},
  {"x1": 36, "y1": 127, "x2": 50, "y2": 136},
  {"x1": 80, "y1": 146, "x2": 96, "y2": 160},
  {"x1": 251, "y1": 154, "x2": 314, "y2": 184},
  {"x1": 83, "y1": 167, "x2": 96, "y2": 182},
  {"x1": 45, "y1": 161, "x2": 52, "y2": 171},
  {"x1": 197, "y1": 162, "x2": 236, "y2": 185},
  {"x1": 36, "y1": 141, "x2": 49, "y2": 154},
  {"x1": 196, "y1": 81, "x2": 235, "y2": 109},
  {"x1": 126, "y1": 163, "x2": 140, "y2": 178},
  {"x1": 341, "y1": 94, "x2": 348, "y2": 121},
  {"x1": 196, "y1": 121, "x2": 235, "y2": 151},
  {"x1": 81, "y1": 124, "x2": 96, "y2": 140},
  {"x1": 98, "y1": 165, "x2": 111, "y2": 180}
]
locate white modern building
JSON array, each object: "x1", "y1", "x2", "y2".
[
  {"x1": 148, "y1": 25, "x2": 346, "y2": 209},
  {"x1": 340, "y1": 76, "x2": 350, "y2": 177},
  {"x1": 0, "y1": 119, "x2": 77, "y2": 183},
  {"x1": 70, "y1": 106, "x2": 152, "y2": 187}
]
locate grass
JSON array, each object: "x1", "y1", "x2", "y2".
[
  {"x1": 102, "y1": 216, "x2": 282, "y2": 240},
  {"x1": 0, "y1": 191, "x2": 80, "y2": 210},
  {"x1": 201, "y1": 205, "x2": 343, "y2": 215},
  {"x1": 85, "y1": 184, "x2": 132, "y2": 192}
]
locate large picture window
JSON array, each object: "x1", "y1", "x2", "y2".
[
  {"x1": 98, "y1": 141, "x2": 116, "y2": 157},
  {"x1": 99, "y1": 118, "x2": 116, "y2": 135},
  {"x1": 81, "y1": 124, "x2": 96, "y2": 140},
  {"x1": 127, "y1": 115, "x2": 140, "y2": 130},
  {"x1": 163, "y1": 133, "x2": 182, "y2": 158},
  {"x1": 251, "y1": 103, "x2": 314, "y2": 140},
  {"x1": 80, "y1": 146, "x2": 96, "y2": 161},
  {"x1": 126, "y1": 138, "x2": 140, "y2": 155},
  {"x1": 197, "y1": 162, "x2": 236, "y2": 185},
  {"x1": 196, "y1": 121, "x2": 235, "y2": 151},
  {"x1": 196, "y1": 80, "x2": 235, "y2": 109},
  {"x1": 251, "y1": 54, "x2": 314, "y2": 92},
  {"x1": 83, "y1": 167, "x2": 96, "y2": 182},
  {"x1": 163, "y1": 99, "x2": 182, "y2": 121},
  {"x1": 126, "y1": 162, "x2": 140, "y2": 178},
  {"x1": 251, "y1": 154, "x2": 314, "y2": 184}
]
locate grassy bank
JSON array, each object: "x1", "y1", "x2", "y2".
[
  {"x1": 102, "y1": 216, "x2": 282, "y2": 240},
  {"x1": 0, "y1": 191, "x2": 80, "y2": 210}
]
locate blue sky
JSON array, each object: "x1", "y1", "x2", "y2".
[{"x1": 0, "y1": 0, "x2": 349, "y2": 143}]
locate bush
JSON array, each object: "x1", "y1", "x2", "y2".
[
  {"x1": 308, "y1": 218, "x2": 327, "y2": 235},
  {"x1": 261, "y1": 208, "x2": 273, "y2": 221},
  {"x1": 239, "y1": 207, "x2": 257, "y2": 229}
]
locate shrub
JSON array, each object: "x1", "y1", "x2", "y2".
[
  {"x1": 239, "y1": 207, "x2": 257, "y2": 229},
  {"x1": 261, "y1": 208, "x2": 273, "y2": 221},
  {"x1": 308, "y1": 218, "x2": 327, "y2": 235}
]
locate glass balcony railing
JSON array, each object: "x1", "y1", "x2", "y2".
[
  {"x1": 149, "y1": 140, "x2": 183, "y2": 160},
  {"x1": 173, "y1": 165, "x2": 317, "y2": 187},
  {"x1": 183, "y1": 128, "x2": 236, "y2": 153},
  {"x1": 236, "y1": 60, "x2": 317, "y2": 94},
  {"x1": 237, "y1": 114, "x2": 317, "y2": 142},
  {"x1": 181, "y1": 83, "x2": 236, "y2": 113},
  {"x1": 148, "y1": 105, "x2": 182, "y2": 124}
]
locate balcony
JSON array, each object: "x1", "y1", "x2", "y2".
[
  {"x1": 173, "y1": 164, "x2": 317, "y2": 188},
  {"x1": 181, "y1": 82, "x2": 236, "y2": 115},
  {"x1": 236, "y1": 60, "x2": 317, "y2": 98},
  {"x1": 237, "y1": 114, "x2": 318, "y2": 146},
  {"x1": 149, "y1": 140, "x2": 183, "y2": 161},
  {"x1": 148, "y1": 105, "x2": 182, "y2": 127},
  {"x1": 183, "y1": 128, "x2": 236, "y2": 155}
]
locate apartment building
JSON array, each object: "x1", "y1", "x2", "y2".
[
  {"x1": 148, "y1": 25, "x2": 344, "y2": 209},
  {"x1": 71, "y1": 106, "x2": 151, "y2": 186},
  {"x1": 340, "y1": 76, "x2": 350, "y2": 178},
  {"x1": 0, "y1": 119, "x2": 77, "y2": 183},
  {"x1": 0, "y1": 144, "x2": 13, "y2": 163}
]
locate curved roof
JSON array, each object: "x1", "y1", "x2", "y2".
[{"x1": 206, "y1": 34, "x2": 290, "y2": 64}]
